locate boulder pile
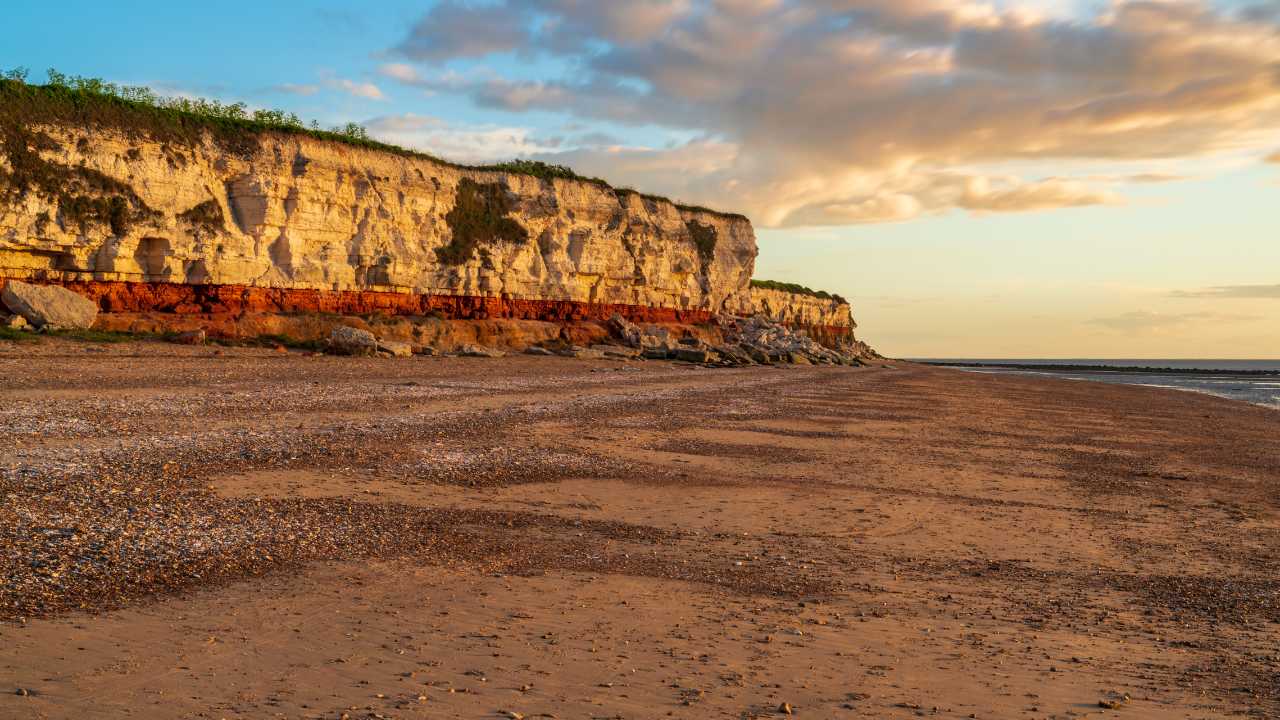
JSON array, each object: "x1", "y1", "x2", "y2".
[{"x1": 603, "y1": 313, "x2": 873, "y2": 367}]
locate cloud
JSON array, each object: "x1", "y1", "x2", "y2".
[
  {"x1": 1169, "y1": 284, "x2": 1280, "y2": 299},
  {"x1": 395, "y1": 1, "x2": 531, "y2": 61},
  {"x1": 272, "y1": 83, "x2": 319, "y2": 96},
  {"x1": 379, "y1": 63, "x2": 421, "y2": 84},
  {"x1": 1088, "y1": 310, "x2": 1260, "y2": 333},
  {"x1": 365, "y1": 113, "x2": 559, "y2": 163},
  {"x1": 1126, "y1": 173, "x2": 1186, "y2": 184},
  {"x1": 1267, "y1": 150, "x2": 1280, "y2": 164},
  {"x1": 385, "y1": 0, "x2": 1280, "y2": 226},
  {"x1": 957, "y1": 177, "x2": 1120, "y2": 213},
  {"x1": 324, "y1": 76, "x2": 384, "y2": 100}
]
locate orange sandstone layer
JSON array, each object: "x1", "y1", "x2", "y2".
[{"x1": 0, "y1": 277, "x2": 856, "y2": 346}]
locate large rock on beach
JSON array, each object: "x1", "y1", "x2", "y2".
[
  {"x1": 1, "y1": 280, "x2": 98, "y2": 329},
  {"x1": 328, "y1": 326, "x2": 379, "y2": 356},
  {"x1": 377, "y1": 339, "x2": 414, "y2": 358}
]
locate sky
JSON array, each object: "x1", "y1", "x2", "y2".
[{"x1": 5, "y1": 0, "x2": 1280, "y2": 358}]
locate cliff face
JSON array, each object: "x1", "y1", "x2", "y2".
[
  {"x1": 749, "y1": 287, "x2": 854, "y2": 333},
  {"x1": 0, "y1": 123, "x2": 756, "y2": 315},
  {"x1": 749, "y1": 286, "x2": 863, "y2": 349}
]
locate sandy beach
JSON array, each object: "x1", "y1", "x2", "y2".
[{"x1": 2, "y1": 339, "x2": 1278, "y2": 719}]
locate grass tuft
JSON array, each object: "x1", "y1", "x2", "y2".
[
  {"x1": 0, "y1": 326, "x2": 38, "y2": 342},
  {"x1": 46, "y1": 328, "x2": 139, "y2": 343}
]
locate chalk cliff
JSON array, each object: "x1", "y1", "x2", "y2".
[
  {"x1": 0, "y1": 125, "x2": 755, "y2": 314},
  {"x1": 749, "y1": 286, "x2": 853, "y2": 333},
  {"x1": 0, "y1": 83, "x2": 870, "y2": 353}
]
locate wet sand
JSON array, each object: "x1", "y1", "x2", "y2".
[{"x1": 2, "y1": 339, "x2": 1278, "y2": 718}]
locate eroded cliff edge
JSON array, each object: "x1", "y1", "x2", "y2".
[
  {"x1": 0, "y1": 82, "x2": 870, "y2": 353},
  {"x1": 1, "y1": 128, "x2": 754, "y2": 309}
]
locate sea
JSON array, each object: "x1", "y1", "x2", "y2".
[{"x1": 914, "y1": 359, "x2": 1280, "y2": 410}]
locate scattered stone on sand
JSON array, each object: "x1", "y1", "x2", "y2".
[
  {"x1": 3, "y1": 313, "x2": 28, "y2": 330},
  {"x1": 590, "y1": 343, "x2": 640, "y2": 359},
  {"x1": 1, "y1": 280, "x2": 98, "y2": 329},
  {"x1": 376, "y1": 339, "x2": 414, "y2": 358},
  {"x1": 457, "y1": 344, "x2": 506, "y2": 358},
  {"x1": 557, "y1": 345, "x2": 604, "y2": 360},
  {"x1": 2, "y1": 342, "x2": 1277, "y2": 718},
  {"x1": 523, "y1": 346, "x2": 555, "y2": 356},
  {"x1": 170, "y1": 329, "x2": 207, "y2": 346}
]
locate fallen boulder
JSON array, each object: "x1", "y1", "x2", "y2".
[
  {"x1": 675, "y1": 347, "x2": 716, "y2": 364},
  {"x1": 1, "y1": 281, "x2": 98, "y2": 329},
  {"x1": 557, "y1": 345, "x2": 605, "y2": 360},
  {"x1": 377, "y1": 339, "x2": 414, "y2": 358},
  {"x1": 328, "y1": 326, "x2": 379, "y2": 356},
  {"x1": 591, "y1": 343, "x2": 640, "y2": 359},
  {"x1": 170, "y1": 329, "x2": 207, "y2": 346},
  {"x1": 606, "y1": 313, "x2": 643, "y2": 347},
  {"x1": 458, "y1": 344, "x2": 505, "y2": 358}
]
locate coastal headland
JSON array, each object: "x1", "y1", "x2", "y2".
[
  {"x1": 2, "y1": 339, "x2": 1278, "y2": 718},
  {"x1": 0, "y1": 79, "x2": 869, "y2": 360}
]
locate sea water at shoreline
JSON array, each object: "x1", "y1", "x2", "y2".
[{"x1": 916, "y1": 359, "x2": 1280, "y2": 409}]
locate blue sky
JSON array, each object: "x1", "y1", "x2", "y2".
[{"x1": 6, "y1": 0, "x2": 1279, "y2": 357}]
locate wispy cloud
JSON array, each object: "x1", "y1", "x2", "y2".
[
  {"x1": 1267, "y1": 151, "x2": 1280, "y2": 164},
  {"x1": 1126, "y1": 173, "x2": 1186, "y2": 184},
  {"x1": 1169, "y1": 284, "x2": 1280, "y2": 299},
  {"x1": 272, "y1": 83, "x2": 319, "y2": 96},
  {"x1": 958, "y1": 177, "x2": 1121, "y2": 214},
  {"x1": 1088, "y1": 310, "x2": 1260, "y2": 334},
  {"x1": 323, "y1": 75, "x2": 384, "y2": 100},
  {"x1": 364, "y1": 113, "x2": 558, "y2": 164}
]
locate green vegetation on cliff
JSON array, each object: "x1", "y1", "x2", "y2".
[
  {"x1": 751, "y1": 279, "x2": 848, "y2": 305},
  {"x1": 437, "y1": 179, "x2": 531, "y2": 265},
  {"x1": 0, "y1": 67, "x2": 746, "y2": 221},
  {"x1": 0, "y1": 83, "x2": 161, "y2": 236},
  {"x1": 685, "y1": 220, "x2": 718, "y2": 266}
]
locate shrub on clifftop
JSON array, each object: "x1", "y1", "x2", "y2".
[{"x1": 751, "y1": 279, "x2": 848, "y2": 305}]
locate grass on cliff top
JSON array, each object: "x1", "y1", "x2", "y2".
[
  {"x1": 751, "y1": 279, "x2": 848, "y2": 305},
  {"x1": 0, "y1": 67, "x2": 747, "y2": 221},
  {"x1": 0, "y1": 327, "x2": 153, "y2": 343}
]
